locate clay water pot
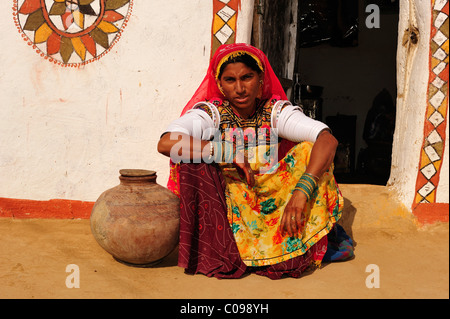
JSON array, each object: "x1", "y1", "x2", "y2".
[{"x1": 90, "y1": 169, "x2": 180, "y2": 267}]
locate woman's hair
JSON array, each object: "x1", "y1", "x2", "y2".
[{"x1": 217, "y1": 53, "x2": 263, "y2": 79}]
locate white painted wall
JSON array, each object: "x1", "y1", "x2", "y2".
[
  {"x1": 389, "y1": 0, "x2": 431, "y2": 206},
  {"x1": 389, "y1": 0, "x2": 449, "y2": 206},
  {"x1": 236, "y1": 0, "x2": 254, "y2": 44},
  {"x1": 0, "y1": 1, "x2": 253, "y2": 202}
]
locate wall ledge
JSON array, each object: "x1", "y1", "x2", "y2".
[
  {"x1": 0, "y1": 197, "x2": 94, "y2": 219},
  {"x1": 1, "y1": 194, "x2": 448, "y2": 227},
  {"x1": 412, "y1": 203, "x2": 449, "y2": 225}
]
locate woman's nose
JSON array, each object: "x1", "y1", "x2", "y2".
[{"x1": 235, "y1": 81, "x2": 245, "y2": 94}]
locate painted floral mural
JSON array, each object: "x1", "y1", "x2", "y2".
[{"x1": 13, "y1": 0, "x2": 132, "y2": 66}]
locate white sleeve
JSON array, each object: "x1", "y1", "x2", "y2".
[
  {"x1": 271, "y1": 100, "x2": 329, "y2": 142},
  {"x1": 162, "y1": 102, "x2": 220, "y2": 140}
]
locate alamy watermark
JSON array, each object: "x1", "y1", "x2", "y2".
[
  {"x1": 365, "y1": 4, "x2": 381, "y2": 29},
  {"x1": 65, "y1": 264, "x2": 80, "y2": 289},
  {"x1": 365, "y1": 264, "x2": 380, "y2": 288},
  {"x1": 167, "y1": 123, "x2": 280, "y2": 174}
]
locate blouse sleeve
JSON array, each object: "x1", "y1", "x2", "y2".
[
  {"x1": 162, "y1": 101, "x2": 220, "y2": 140},
  {"x1": 271, "y1": 100, "x2": 329, "y2": 142}
]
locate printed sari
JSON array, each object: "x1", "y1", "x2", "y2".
[{"x1": 178, "y1": 161, "x2": 330, "y2": 279}]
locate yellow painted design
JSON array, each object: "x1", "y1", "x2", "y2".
[
  {"x1": 34, "y1": 23, "x2": 53, "y2": 44},
  {"x1": 227, "y1": 14, "x2": 237, "y2": 32},
  {"x1": 442, "y1": 40, "x2": 449, "y2": 63},
  {"x1": 73, "y1": 11, "x2": 84, "y2": 29},
  {"x1": 97, "y1": 20, "x2": 119, "y2": 33},
  {"x1": 213, "y1": 15, "x2": 225, "y2": 34},
  {"x1": 71, "y1": 37, "x2": 86, "y2": 61}
]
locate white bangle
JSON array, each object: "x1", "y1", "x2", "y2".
[{"x1": 207, "y1": 142, "x2": 214, "y2": 162}]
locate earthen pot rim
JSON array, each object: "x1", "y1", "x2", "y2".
[
  {"x1": 119, "y1": 169, "x2": 156, "y2": 177},
  {"x1": 119, "y1": 169, "x2": 157, "y2": 184}
]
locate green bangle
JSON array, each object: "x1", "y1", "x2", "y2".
[
  {"x1": 211, "y1": 141, "x2": 235, "y2": 163},
  {"x1": 293, "y1": 173, "x2": 319, "y2": 201},
  {"x1": 212, "y1": 141, "x2": 223, "y2": 163},
  {"x1": 304, "y1": 172, "x2": 320, "y2": 182},
  {"x1": 295, "y1": 182, "x2": 313, "y2": 201},
  {"x1": 223, "y1": 141, "x2": 234, "y2": 163}
]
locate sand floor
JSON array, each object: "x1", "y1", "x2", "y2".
[{"x1": 0, "y1": 185, "x2": 448, "y2": 300}]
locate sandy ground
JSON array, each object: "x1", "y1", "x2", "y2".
[{"x1": 0, "y1": 185, "x2": 448, "y2": 300}]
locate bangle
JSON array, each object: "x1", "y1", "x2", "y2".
[
  {"x1": 212, "y1": 141, "x2": 223, "y2": 163},
  {"x1": 305, "y1": 172, "x2": 320, "y2": 181},
  {"x1": 293, "y1": 173, "x2": 319, "y2": 201},
  {"x1": 207, "y1": 142, "x2": 214, "y2": 162},
  {"x1": 223, "y1": 141, "x2": 234, "y2": 163}
]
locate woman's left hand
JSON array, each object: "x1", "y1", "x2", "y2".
[
  {"x1": 233, "y1": 159, "x2": 255, "y2": 188},
  {"x1": 279, "y1": 190, "x2": 308, "y2": 237}
]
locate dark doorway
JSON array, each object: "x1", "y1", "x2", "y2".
[{"x1": 252, "y1": 0, "x2": 399, "y2": 185}]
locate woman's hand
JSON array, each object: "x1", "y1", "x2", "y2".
[
  {"x1": 233, "y1": 153, "x2": 255, "y2": 188},
  {"x1": 277, "y1": 129, "x2": 337, "y2": 238},
  {"x1": 279, "y1": 190, "x2": 308, "y2": 237}
]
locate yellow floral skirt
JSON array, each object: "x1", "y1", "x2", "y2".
[{"x1": 221, "y1": 142, "x2": 343, "y2": 267}]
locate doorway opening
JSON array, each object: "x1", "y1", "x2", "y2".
[{"x1": 252, "y1": 0, "x2": 399, "y2": 185}]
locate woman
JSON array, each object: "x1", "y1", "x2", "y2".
[{"x1": 158, "y1": 43, "x2": 353, "y2": 279}]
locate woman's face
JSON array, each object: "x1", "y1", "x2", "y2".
[{"x1": 217, "y1": 62, "x2": 263, "y2": 118}]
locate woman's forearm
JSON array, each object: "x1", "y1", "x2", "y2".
[
  {"x1": 158, "y1": 128, "x2": 337, "y2": 177},
  {"x1": 157, "y1": 132, "x2": 210, "y2": 162},
  {"x1": 304, "y1": 129, "x2": 338, "y2": 179}
]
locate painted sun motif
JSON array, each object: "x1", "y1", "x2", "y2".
[{"x1": 13, "y1": 0, "x2": 133, "y2": 66}]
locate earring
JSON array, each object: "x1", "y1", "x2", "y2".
[
  {"x1": 218, "y1": 85, "x2": 225, "y2": 96},
  {"x1": 257, "y1": 81, "x2": 263, "y2": 99}
]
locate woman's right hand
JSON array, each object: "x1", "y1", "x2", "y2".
[{"x1": 233, "y1": 149, "x2": 255, "y2": 188}]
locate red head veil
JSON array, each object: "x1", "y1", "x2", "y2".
[
  {"x1": 167, "y1": 43, "x2": 291, "y2": 195},
  {"x1": 180, "y1": 43, "x2": 287, "y2": 115}
]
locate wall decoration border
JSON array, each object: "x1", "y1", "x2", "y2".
[
  {"x1": 211, "y1": 0, "x2": 240, "y2": 58},
  {"x1": 413, "y1": 0, "x2": 449, "y2": 223}
]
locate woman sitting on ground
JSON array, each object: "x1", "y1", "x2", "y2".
[{"x1": 158, "y1": 43, "x2": 353, "y2": 279}]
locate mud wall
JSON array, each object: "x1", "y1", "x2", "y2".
[{"x1": 0, "y1": 1, "x2": 253, "y2": 206}]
